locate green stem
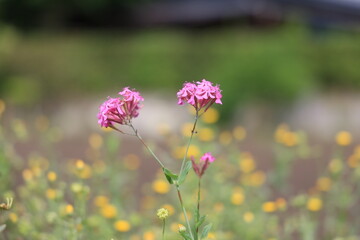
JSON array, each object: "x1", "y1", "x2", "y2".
[
  {"x1": 162, "y1": 219, "x2": 166, "y2": 240},
  {"x1": 180, "y1": 111, "x2": 199, "y2": 175},
  {"x1": 177, "y1": 186, "x2": 195, "y2": 240},
  {"x1": 130, "y1": 124, "x2": 165, "y2": 168},
  {"x1": 196, "y1": 178, "x2": 201, "y2": 236}
]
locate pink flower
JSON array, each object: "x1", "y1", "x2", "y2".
[
  {"x1": 177, "y1": 79, "x2": 222, "y2": 112},
  {"x1": 97, "y1": 87, "x2": 144, "y2": 128},
  {"x1": 191, "y1": 152, "x2": 216, "y2": 178}
]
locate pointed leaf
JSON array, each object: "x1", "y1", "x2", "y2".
[
  {"x1": 200, "y1": 223, "x2": 212, "y2": 239},
  {"x1": 178, "y1": 161, "x2": 192, "y2": 185},
  {"x1": 163, "y1": 168, "x2": 178, "y2": 184},
  {"x1": 196, "y1": 215, "x2": 206, "y2": 229}
]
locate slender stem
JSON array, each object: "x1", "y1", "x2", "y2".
[
  {"x1": 196, "y1": 178, "x2": 201, "y2": 235},
  {"x1": 162, "y1": 219, "x2": 166, "y2": 240},
  {"x1": 129, "y1": 124, "x2": 165, "y2": 169},
  {"x1": 180, "y1": 111, "x2": 199, "y2": 175},
  {"x1": 177, "y1": 186, "x2": 195, "y2": 240}
]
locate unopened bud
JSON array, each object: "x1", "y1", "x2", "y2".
[
  {"x1": 157, "y1": 208, "x2": 169, "y2": 220},
  {"x1": 178, "y1": 224, "x2": 186, "y2": 232}
]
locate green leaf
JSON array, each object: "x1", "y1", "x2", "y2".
[
  {"x1": 163, "y1": 168, "x2": 178, "y2": 184},
  {"x1": 0, "y1": 224, "x2": 6, "y2": 233},
  {"x1": 178, "y1": 161, "x2": 192, "y2": 185},
  {"x1": 200, "y1": 223, "x2": 212, "y2": 239},
  {"x1": 196, "y1": 215, "x2": 206, "y2": 229},
  {"x1": 179, "y1": 230, "x2": 192, "y2": 240}
]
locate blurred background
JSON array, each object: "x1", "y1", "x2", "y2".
[{"x1": 1, "y1": 0, "x2": 360, "y2": 239}]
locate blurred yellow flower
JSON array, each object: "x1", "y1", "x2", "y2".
[
  {"x1": 100, "y1": 204, "x2": 117, "y2": 218},
  {"x1": 348, "y1": 154, "x2": 360, "y2": 168},
  {"x1": 316, "y1": 177, "x2": 332, "y2": 192},
  {"x1": 201, "y1": 108, "x2": 219, "y2": 124},
  {"x1": 8, "y1": 213, "x2": 18, "y2": 223},
  {"x1": 198, "y1": 127, "x2": 215, "y2": 142},
  {"x1": 22, "y1": 169, "x2": 33, "y2": 181},
  {"x1": 307, "y1": 197, "x2": 322, "y2": 212},
  {"x1": 274, "y1": 124, "x2": 299, "y2": 147},
  {"x1": 275, "y1": 198, "x2": 287, "y2": 211},
  {"x1": 114, "y1": 220, "x2": 131, "y2": 232},
  {"x1": 207, "y1": 232, "x2": 216, "y2": 239},
  {"x1": 231, "y1": 192, "x2": 245, "y2": 206},
  {"x1": 219, "y1": 131, "x2": 233, "y2": 145},
  {"x1": 328, "y1": 158, "x2": 343, "y2": 173},
  {"x1": 124, "y1": 154, "x2": 141, "y2": 170},
  {"x1": 249, "y1": 171, "x2": 266, "y2": 186},
  {"x1": 94, "y1": 195, "x2": 109, "y2": 207},
  {"x1": 233, "y1": 126, "x2": 246, "y2": 141},
  {"x1": 143, "y1": 231, "x2": 155, "y2": 240},
  {"x1": 152, "y1": 180, "x2": 170, "y2": 194},
  {"x1": 243, "y1": 212, "x2": 254, "y2": 223},
  {"x1": 335, "y1": 131, "x2": 352, "y2": 146},
  {"x1": 65, "y1": 204, "x2": 74, "y2": 215},
  {"x1": 88, "y1": 133, "x2": 103, "y2": 149},
  {"x1": 274, "y1": 124, "x2": 289, "y2": 143},
  {"x1": 172, "y1": 145, "x2": 200, "y2": 159},
  {"x1": 239, "y1": 153, "x2": 256, "y2": 173},
  {"x1": 75, "y1": 160, "x2": 92, "y2": 179},
  {"x1": 46, "y1": 188, "x2": 57, "y2": 200},
  {"x1": 262, "y1": 202, "x2": 277, "y2": 213},
  {"x1": 162, "y1": 204, "x2": 175, "y2": 216},
  {"x1": 47, "y1": 171, "x2": 57, "y2": 182}
]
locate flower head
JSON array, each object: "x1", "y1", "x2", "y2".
[
  {"x1": 97, "y1": 87, "x2": 144, "y2": 128},
  {"x1": 157, "y1": 208, "x2": 169, "y2": 220},
  {"x1": 177, "y1": 79, "x2": 222, "y2": 112},
  {"x1": 191, "y1": 152, "x2": 216, "y2": 178}
]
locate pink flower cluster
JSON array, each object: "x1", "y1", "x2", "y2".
[
  {"x1": 177, "y1": 79, "x2": 222, "y2": 112},
  {"x1": 97, "y1": 87, "x2": 144, "y2": 128},
  {"x1": 191, "y1": 152, "x2": 215, "y2": 178}
]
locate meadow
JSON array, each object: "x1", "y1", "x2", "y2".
[{"x1": 0, "y1": 96, "x2": 359, "y2": 240}]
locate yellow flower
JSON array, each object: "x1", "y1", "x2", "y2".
[
  {"x1": 348, "y1": 154, "x2": 360, "y2": 168},
  {"x1": 88, "y1": 133, "x2": 103, "y2": 149},
  {"x1": 46, "y1": 188, "x2": 57, "y2": 200},
  {"x1": 172, "y1": 145, "x2": 200, "y2": 159},
  {"x1": 198, "y1": 128, "x2": 215, "y2": 142},
  {"x1": 8, "y1": 213, "x2": 18, "y2": 223},
  {"x1": 201, "y1": 108, "x2": 219, "y2": 124},
  {"x1": 123, "y1": 154, "x2": 141, "y2": 170},
  {"x1": 162, "y1": 204, "x2": 175, "y2": 216},
  {"x1": 335, "y1": 131, "x2": 352, "y2": 146},
  {"x1": 274, "y1": 124, "x2": 289, "y2": 143},
  {"x1": 243, "y1": 212, "x2": 254, "y2": 223},
  {"x1": 307, "y1": 197, "x2": 322, "y2": 212},
  {"x1": 316, "y1": 177, "x2": 332, "y2": 192},
  {"x1": 100, "y1": 204, "x2": 117, "y2": 218},
  {"x1": 65, "y1": 204, "x2": 74, "y2": 214},
  {"x1": 207, "y1": 232, "x2": 216, "y2": 239},
  {"x1": 152, "y1": 180, "x2": 170, "y2": 194},
  {"x1": 94, "y1": 195, "x2": 109, "y2": 207},
  {"x1": 157, "y1": 208, "x2": 169, "y2": 219},
  {"x1": 233, "y1": 126, "x2": 246, "y2": 141},
  {"x1": 249, "y1": 171, "x2": 266, "y2": 186},
  {"x1": 275, "y1": 198, "x2": 287, "y2": 211},
  {"x1": 22, "y1": 169, "x2": 33, "y2": 181},
  {"x1": 47, "y1": 171, "x2": 57, "y2": 182},
  {"x1": 262, "y1": 202, "x2": 277, "y2": 213},
  {"x1": 231, "y1": 191, "x2": 245, "y2": 206},
  {"x1": 239, "y1": 153, "x2": 256, "y2": 173},
  {"x1": 143, "y1": 231, "x2": 155, "y2": 240},
  {"x1": 75, "y1": 160, "x2": 92, "y2": 179},
  {"x1": 114, "y1": 220, "x2": 131, "y2": 232},
  {"x1": 219, "y1": 131, "x2": 232, "y2": 145}
]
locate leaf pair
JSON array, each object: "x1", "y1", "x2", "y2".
[{"x1": 163, "y1": 161, "x2": 192, "y2": 186}]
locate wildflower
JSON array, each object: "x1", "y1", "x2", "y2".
[
  {"x1": 94, "y1": 195, "x2": 109, "y2": 207},
  {"x1": 47, "y1": 171, "x2": 57, "y2": 182},
  {"x1": 335, "y1": 131, "x2": 352, "y2": 146},
  {"x1": 97, "y1": 87, "x2": 144, "y2": 128},
  {"x1": 316, "y1": 177, "x2": 332, "y2": 192},
  {"x1": 114, "y1": 220, "x2": 131, "y2": 232},
  {"x1": 46, "y1": 189, "x2": 57, "y2": 200},
  {"x1": 262, "y1": 201, "x2": 277, "y2": 213},
  {"x1": 307, "y1": 197, "x2": 322, "y2": 212},
  {"x1": 191, "y1": 152, "x2": 215, "y2": 178},
  {"x1": 178, "y1": 224, "x2": 186, "y2": 232},
  {"x1": 198, "y1": 128, "x2": 215, "y2": 142},
  {"x1": 243, "y1": 212, "x2": 254, "y2": 223},
  {"x1": 201, "y1": 108, "x2": 219, "y2": 123},
  {"x1": 152, "y1": 180, "x2": 170, "y2": 194},
  {"x1": 100, "y1": 204, "x2": 117, "y2": 218},
  {"x1": 143, "y1": 231, "x2": 155, "y2": 240},
  {"x1": 231, "y1": 192, "x2": 245, "y2": 206},
  {"x1": 157, "y1": 208, "x2": 169, "y2": 219},
  {"x1": 177, "y1": 79, "x2": 222, "y2": 113}
]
